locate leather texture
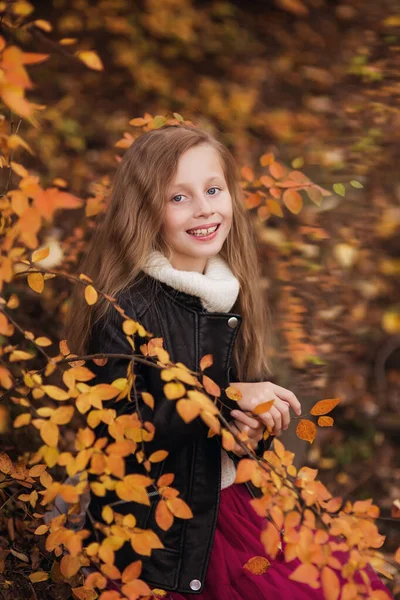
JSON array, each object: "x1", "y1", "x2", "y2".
[{"x1": 84, "y1": 272, "x2": 272, "y2": 593}]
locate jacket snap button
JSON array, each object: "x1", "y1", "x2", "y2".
[
  {"x1": 228, "y1": 317, "x2": 238, "y2": 329},
  {"x1": 189, "y1": 579, "x2": 201, "y2": 591}
]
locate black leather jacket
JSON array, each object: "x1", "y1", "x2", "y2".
[{"x1": 84, "y1": 273, "x2": 271, "y2": 594}]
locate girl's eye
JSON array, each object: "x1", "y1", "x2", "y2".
[
  {"x1": 207, "y1": 186, "x2": 220, "y2": 195},
  {"x1": 171, "y1": 187, "x2": 220, "y2": 203}
]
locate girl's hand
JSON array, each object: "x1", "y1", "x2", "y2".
[
  {"x1": 229, "y1": 381, "x2": 302, "y2": 437},
  {"x1": 228, "y1": 409, "x2": 265, "y2": 456}
]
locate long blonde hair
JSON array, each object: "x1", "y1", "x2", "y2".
[{"x1": 64, "y1": 124, "x2": 273, "y2": 381}]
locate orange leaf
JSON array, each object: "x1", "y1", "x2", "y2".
[
  {"x1": 202, "y1": 375, "x2": 221, "y2": 397},
  {"x1": 283, "y1": 189, "x2": 303, "y2": 214},
  {"x1": 158, "y1": 473, "x2": 174, "y2": 488},
  {"x1": 269, "y1": 161, "x2": 286, "y2": 179},
  {"x1": 296, "y1": 419, "x2": 316, "y2": 444},
  {"x1": 318, "y1": 416, "x2": 334, "y2": 427},
  {"x1": 29, "y1": 571, "x2": 49, "y2": 582},
  {"x1": 225, "y1": 386, "x2": 242, "y2": 401},
  {"x1": 253, "y1": 400, "x2": 274, "y2": 415},
  {"x1": 289, "y1": 563, "x2": 320, "y2": 589},
  {"x1": 222, "y1": 429, "x2": 236, "y2": 452},
  {"x1": 155, "y1": 499, "x2": 174, "y2": 531},
  {"x1": 41, "y1": 421, "x2": 59, "y2": 447},
  {"x1": 260, "y1": 152, "x2": 275, "y2": 166},
  {"x1": 167, "y1": 497, "x2": 193, "y2": 519},
  {"x1": 121, "y1": 560, "x2": 142, "y2": 583},
  {"x1": 243, "y1": 556, "x2": 271, "y2": 575},
  {"x1": 176, "y1": 399, "x2": 200, "y2": 423},
  {"x1": 200, "y1": 354, "x2": 213, "y2": 371},
  {"x1": 395, "y1": 546, "x2": 400, "y2": 563},
  {"x1": 241, "y1": 165, "x2": 254, "y2": 182},
  {"x1": 32, "y1": 247, "x2": 50, "y2": 262},
  {"x1": 321, "y1": 566, "x2": 340, "y2": 600},
  {"x1": 260, "y1": 521, "x2": 281, "y2": 559},
  {"x1": 60, "y1": 554, "x2": 81, "y2": 578},
  {"x1": 234, "y1": 459, "x2": 256, "y2": 483},
  {"x1": 14, "y1": 413, "x2": 31, "y2": 428},
  {"x1": 310, "y1": 398, "x2": 341, "y2": 416},
  {"x1": 28, "y1": 272, "x2": 44, "y2": 293},
  {"x1": 149, "y1": 450, "x2": 168, "y2": 463}
]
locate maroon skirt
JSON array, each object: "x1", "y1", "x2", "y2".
[{"x1": 166, "y1": 483, "x2": 393, "y2": 600}]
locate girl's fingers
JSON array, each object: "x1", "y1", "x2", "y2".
[
  {"x1": 275, "y1": 399, "x2": 290, "y2": 430},
  {"x1": 269, "y1": 405, "x2": 282, "y2": 435},
  {"x1": 230, "y1": 409, "x2": 261, "y2": 430},
  {"x1": 271, "y1": 383, "x2": 302, "y2": 416}
]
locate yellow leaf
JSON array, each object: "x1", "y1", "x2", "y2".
[
  {"x1": 14, "y1": 413, "x2": 31, "y2": 428},
  {"x1": 85, "y1": 285, "x2": 98, "y2": 306},
  {"x1": 32, "y1": 247, "x2": 50, "y2": 262},
  {"x1": 101, "y1": 505, "x2": 114, "y2": 524},
  {"x1": 50, "y1": 406, "x2": 74, "y2": 425},
  {"x1": 222, "y1": 429, "x2": 236, "y2": 452},
  {"x1": 34, "y1": 524, "x2": 49, "y2": 535},
  {"x1": 28, "y1": 272, "x2": 44, "y2": 293},
  {"x1": 164, "y1": 381, "x2": 186, "y2": 400},
  {"x1": 41, "y1": 421, "x2": 59, "y2": 447},
  {"x1": 310, "y1": 398, "x2": 341, "y2": 416},
  {"x1": 42, "y1": 385, "x2": 70, "y2": 401},
  {"x1": 29, "y1": 571, "x2": 49, "y2": 583},
  {"x1": 176, "y1": 399, "x2": 200, "y2": 423},
  {"x1": 149, "y1": 450, "x2": 168, "y2": 463},
  {"x1": 141, "y1": 392, "x2": 154, "y2": 410},
  {"x1": 243, "y1": 556, "x2": 271, "y2": 575},
  {"x1": 35, "y1": 336, "x2": 52, "y2": 347},
  {"x1": 166, "y1": 497, "x2": 193, "y2": 519},
  {"x1": 33, "y1": 19, "x2": 52, "y2": 32},
  {"x1": 382, "y1": 310, "x2": 400, "y2": 334},
  {"x1": 9, "y1": 350, "x2": 34, "y2": 361},
  {"x1": 76, "y1": 50, "x2": 103, "y2": 71}
]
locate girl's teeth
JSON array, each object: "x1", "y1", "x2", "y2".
[{"x1": 189, "y1": 225, "x2": 218, "y2": 236}]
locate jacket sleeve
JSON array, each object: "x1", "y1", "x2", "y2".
[{"x1": 86, "y1": 305, "x2": 211, "y2": 455}]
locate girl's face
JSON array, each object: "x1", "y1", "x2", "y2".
[{"x1": 162, "y1": 144, "x2": 233, "y2": 273}]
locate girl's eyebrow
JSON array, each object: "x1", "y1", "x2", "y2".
[{"x1": 170, "y1": 174, "x2": 223, "y2": 190}]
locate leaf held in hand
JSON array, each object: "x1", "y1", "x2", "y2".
[{"x1": 253, "y1": 400, "x2": 274, "y2": 415}]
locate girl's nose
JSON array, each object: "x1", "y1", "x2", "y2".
[{"x1": 194, "y1": 194, "x2": 214, "y2": 217}]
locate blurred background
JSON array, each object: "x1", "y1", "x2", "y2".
[{"x1": 1, "y1": 0, "x2": 399, "y2": 595}]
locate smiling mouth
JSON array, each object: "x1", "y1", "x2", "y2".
[{"x1": 186, "y1": 224, "x2": 220, "y2": 237}]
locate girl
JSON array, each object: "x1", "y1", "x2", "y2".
[{"x1": 65, "y1": 124, "x2": 393, "y2": 599}]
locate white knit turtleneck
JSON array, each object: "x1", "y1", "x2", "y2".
[{"x1": 142, "y1": 250, "x2": 239, "y2": 490}]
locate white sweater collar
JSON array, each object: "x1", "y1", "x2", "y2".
[{"x1": 142, "y1": 250, "x2": 240, "y2": 313}]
